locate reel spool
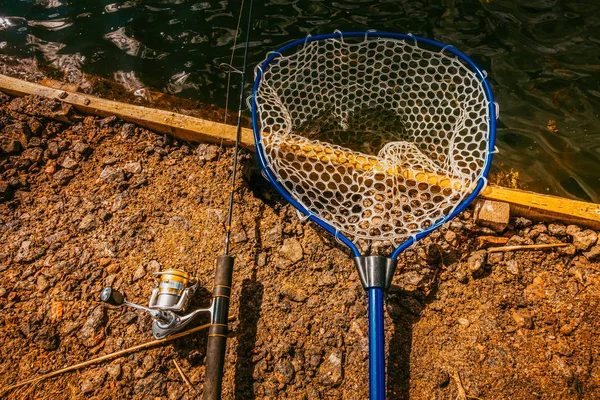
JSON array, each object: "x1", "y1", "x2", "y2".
[{"x1": 101, "y1": 268, "x2": 212, "y2": 339}]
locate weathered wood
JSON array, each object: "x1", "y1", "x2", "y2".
[
  {"x1": 1, "y1": 73, "x2": 599, "y2": 229},
  {"x1": 0, "y1": 74, "x2": 254, "y2": 150}
]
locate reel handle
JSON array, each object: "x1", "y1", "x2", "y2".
[{"x1": 100, "y1": 287, "x2": 125, "y2": 306}]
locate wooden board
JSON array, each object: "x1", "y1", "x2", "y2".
[
  {"x1": 0, "y1": 74, "x2": 254, "y2": 150},
  {"x1": 1, "y1": 73, "x2": 599, "y2": 229}
]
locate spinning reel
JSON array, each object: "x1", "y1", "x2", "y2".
[{"x1": 100, "y1": 269, "x2": 213, "y2": 339}]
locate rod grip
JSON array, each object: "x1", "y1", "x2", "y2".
[{"x1": 202, "y1": 255, "x2": 234, "y2": 400}]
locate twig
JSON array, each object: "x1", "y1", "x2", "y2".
[
  {"x1": 452, "y1": 370, "x2": 467, "y2": 400},
  {"x1": 487, "y1": 243, "x2": 567, "y2": 253},
  {"x1": 172, "y1": 359, "x2": 195, "y2": 392},
  {"x1": 2, "y1": 317, "x2": 235, "y2": 396}
]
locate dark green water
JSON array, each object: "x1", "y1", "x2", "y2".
[{"x1": 1, "y1": 0, "x2": 599, "y2": 201}]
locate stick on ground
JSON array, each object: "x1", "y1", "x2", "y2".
[{"x1": 2, "y1": 317, "x2": 235, "y2": 396}]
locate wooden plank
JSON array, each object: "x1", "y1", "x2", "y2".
[
  {"x1": 0, "y1": 74, "x2": 255, "y2": 150},
  {"x1": 1, "y1": 73, "x2": 599, "y2": 229}
]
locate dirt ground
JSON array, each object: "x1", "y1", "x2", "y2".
[{"x1": 0, "y1": 64, "x2": 600, "y2": 399}]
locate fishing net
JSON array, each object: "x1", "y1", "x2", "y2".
[{"x1": 253, "y1": 34, "x2": 492, "y2": 244}]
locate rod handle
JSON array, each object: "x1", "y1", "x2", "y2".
[
  {"x1": 100, "y1": 287, "x2": 125, "y2": 306},
  {"x1": 202, "y1": 255, "x2": 234, "y2": 400}
]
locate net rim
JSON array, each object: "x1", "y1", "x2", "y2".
[{"x1": 251, "y1": 31, "x2": 497, "y2": 258}]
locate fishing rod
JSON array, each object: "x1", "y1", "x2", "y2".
[
  {"x1": 100, "y1": 1, "x2": 254, "y2": 399},
  {"x1": 203, "y1": 0, "x2": 254, "y2": 397}
]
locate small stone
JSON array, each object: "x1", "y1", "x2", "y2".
[
  {"x1": 99, "y1": 166, "x2": 125, "y2": 183},
  {"x1": 106, "y1": 363, "x2": 122, "y2": 379},
  {"x1": 120, "y1": 123, "x2": 135, "y2": 138},
  {"x1": 572, "y1": 229, "x2": 597, "y2": 251},
  {"x1": 282, "y1": 284, "x2": 308, "y2": 302},
  {"x1": 558, "y1": 244, "x2": 576, "y2": 256},
  {"x1": 512, "y1": 309, "x2": 534, "y2": 329},
  {"x1": 257, "y1": 253, "x2": 267, "y2": 267},
  {"x1": 195, "y1": 143, "x2": 219, "y2": 164},
  {"x1": 583, "y1": 245, "x2": 600, "y2": 261},
  {"x1": 0, "y1": 136, "x2": 23, "y2": 154},
  {"x1": 15, "y1": 240, "x2": 46, "y2": 263},
  {"x1": 134, "y1": 372, "x2": 165, "y2": 396},
  {"x1": 263, "y1": 224, "x2": 283, "y2": 248},
  {"x1": 506, "y1": 259, "x2": 519, "y2": 275},
  {"x1": 457, "y1": 318, "x2": 470, "y2": 326},
  {"x1": 80, "y1": 369, "x2": 107, "y2": 394},
  {"x1": 123, "y1": 161, "x2": 142, "y2": 174},
  {"x1": 78, "y1": 213, "x2": 97, "y2": 231},
  {"x1": 147, "y1": 260, "x2": 161, "y2": 273},
  {"x1": 527, "y1": 223, "x2": 548, "y2": 239},
  {"x1": 72, "y1": 141, "x2": 91, "y2": 155},
  {"x1": 112, "y1": 192, "x2": 128, "y2": 212},
  {"x1": 22, "y1": 147, "x2": 43, "y2": 163},
  {"x1": 34, "y1": 326, "x2": 59, "y2": 350},
  {"x1": 53, "y1": 169, "x2": 74, "y2": 185},
  {"x1": 99, "y1": 115, "x2": 118, "y2": 127},
  {"x1": 566, "y1": 225, "x2": 581, "y2": 236},
  {"x1": 102, "y1": 156, "x2": 118, "y2": 166},
  {"x1": 524, "y1": 273, "x2": 548, "y2": 301},
  {"x1": 132, "y1": 264, "x2": 146, "y2": 282},
  {"x1": 402, "y1": 270, "x2": 423, "y2": 287},
  {"x1": 455, "y1": 269, "x2": 469, "y2": 284},
  {"x1": 444, "y1": 230, "x2": 458, "y2": 246},
  {"x1": 548, "y1": 223, "x2": 567, "y2": 236},
  {"x1": 79, "y1": 305, "x2": 107, "y2": 347},
  {"x1": 60, "y1": 156, "x2": 79, "y2": 170},
  {"x1": 487, "y1": 252, "x2": 503, "y2": 265},
  {"x1": 275, "y1": 359, "x2": 295, "y2": 385},
  {"x1": 467, "y1": 250, "x2": 487, "y2": 275},
  {"x1": 318, "y1": 349, "x2": 343, "y2": 387},
  {"x1": 436, "y1": 370, "x2": 450, "y2": 388},
  {"x1": 514, "y1": 217, "x2": 532, "y2": 228},
  {"x1": 279, "y1": 238, "x2": 303, "y2": 263},
  {"x1": 37, "y1": 274, "x2": 50, "y2": 291}
]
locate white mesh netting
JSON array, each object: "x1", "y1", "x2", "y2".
[{"x1": 254, "y1": 34, "x2": 491, "y2": 243}]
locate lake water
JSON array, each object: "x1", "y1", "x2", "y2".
[{"x1": 1, "y1": 0, "x2": 599, "y2": 202}]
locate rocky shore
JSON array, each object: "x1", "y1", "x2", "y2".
[{"x1": 0, "y1": 92, "x2": 599, "y2": 399}]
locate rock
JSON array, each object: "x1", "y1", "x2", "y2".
[
  {"x1": 524, "y1": 273, "x2": 548, "y2": 301},
  {"x1": 34, "y1": 326, "x2": 59, "y2": 350},
  {"x1": 548, "y1": 223, "x2": 567, "y2": 237},
  {"x1": 527, "y1": 223, "x2": 548, "y2": 239},
  {"x1": 53, "y1": 169, "x2": 74, "y2": 185},
  {"x1": 558, "y1": 244, "x2": 576, "y2": 256},
  {"x1": 436, "y1": 370, "x2": 450, "y2": 388},
  {"x1": 571, "y1": 229, "x2": 597, "y2": 251},
  {"x1": 2, "y1": 122, "x2": 30, "y2": 148},
  {"x1": 583, "y1": 245, "x2": 600, "y2": 261},
  {"x1": 147, "y1": 260, "x2": 161, "y2": 273},
  {"x1": 112, "y1": 192, "x2": 128, "y2": 212},
  {"x1": 15, "y1": 240, "x2": 46, "y2": 263},
  {"x1": 0, "y1": 136, "x2": 22, "y2": 154},
  {"x1": 37, "y1": 274, "x2": 50, "y2": 291},
  {"x1": 134, "y1": 372, "x2": 165, "y2": 396},
  {"x1": 275, "y1": 359, "x2": 295, "y2": 385},
  {"x1": 279, "y1": 238, "x2": 303, "y2": 263},
  {"x1": 99, "y1": 115, "x2": 118, "y2": 127},
  {"x1": 486, "y1": 251, "x2": 502, "y2": 265},
  {"x1": 80, "y1": 369, "x2": 107, "y2": 394},
  {"x1": 264, "y1": 224, "x2": 283, "y2": 248},
  {"x1": 22, "y1": 147, "x2": 43, "y2": 163},
  {"x1": 120, "y1": 123, "x2": 135, "y2": 138},
  {"x1": 59, "y1": 156, "x2": 78, "y2": 170},
  {"x1": 467, "y1": 250, "x2": 487, "y2": 275},
  {"x1": 257, "y1": 253, "x2": 267, "y2": 267},
  {"x1": 79, "y1": 305, "x2": 107, "y2": 347},
  {"x1": 106, "y1": 363, "x2": 122, "y2": 379},
  {"x1": 99, "y1": 166, "x2": 125, "y2": 183},
  {"x1": 444, "y1": 230, "x2": 458, "y2": 246},
  {"x1": 132, "y1": 264, "x2": 146, "y2": 282},
  {"x1": 72, "y1": 141, "x2": 91, "y2": 155},
  {"x1": 196, "y1": 143, "x2": 219, "y2": 164},
  {"x1": 512, "y1": 309, "x2": 533, "y2": 329},
  {"x1": 506, "y1": 259, "x2": 519, "y2": 275},
  {"x1": 457, "y1": 318, "x2": 470, "y2": 326},
  {"x1": 78, "y1": 213, "x2": 97, "y2": 231},
  {"x1": 318, "y1": 349, "x2": 343, "y2": 387},
  {"x1": 566, "y1": 225, "x2": 581, "y2": 236},
  {"x1": 514, "y1": 217, "x2": 532, "y2": 228},
  {"x1": 402, "y1": 270, "x2": 423, "y2": 287},
  {"x1": 474, "y1": 199, "x2": 509, "y2": 232},
  {"x1": 123, "y1": 161, "x2": 142, "y2": 174},
  {"x1": 282, "y1": 284, "x2": 308, "y2": 302}
]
